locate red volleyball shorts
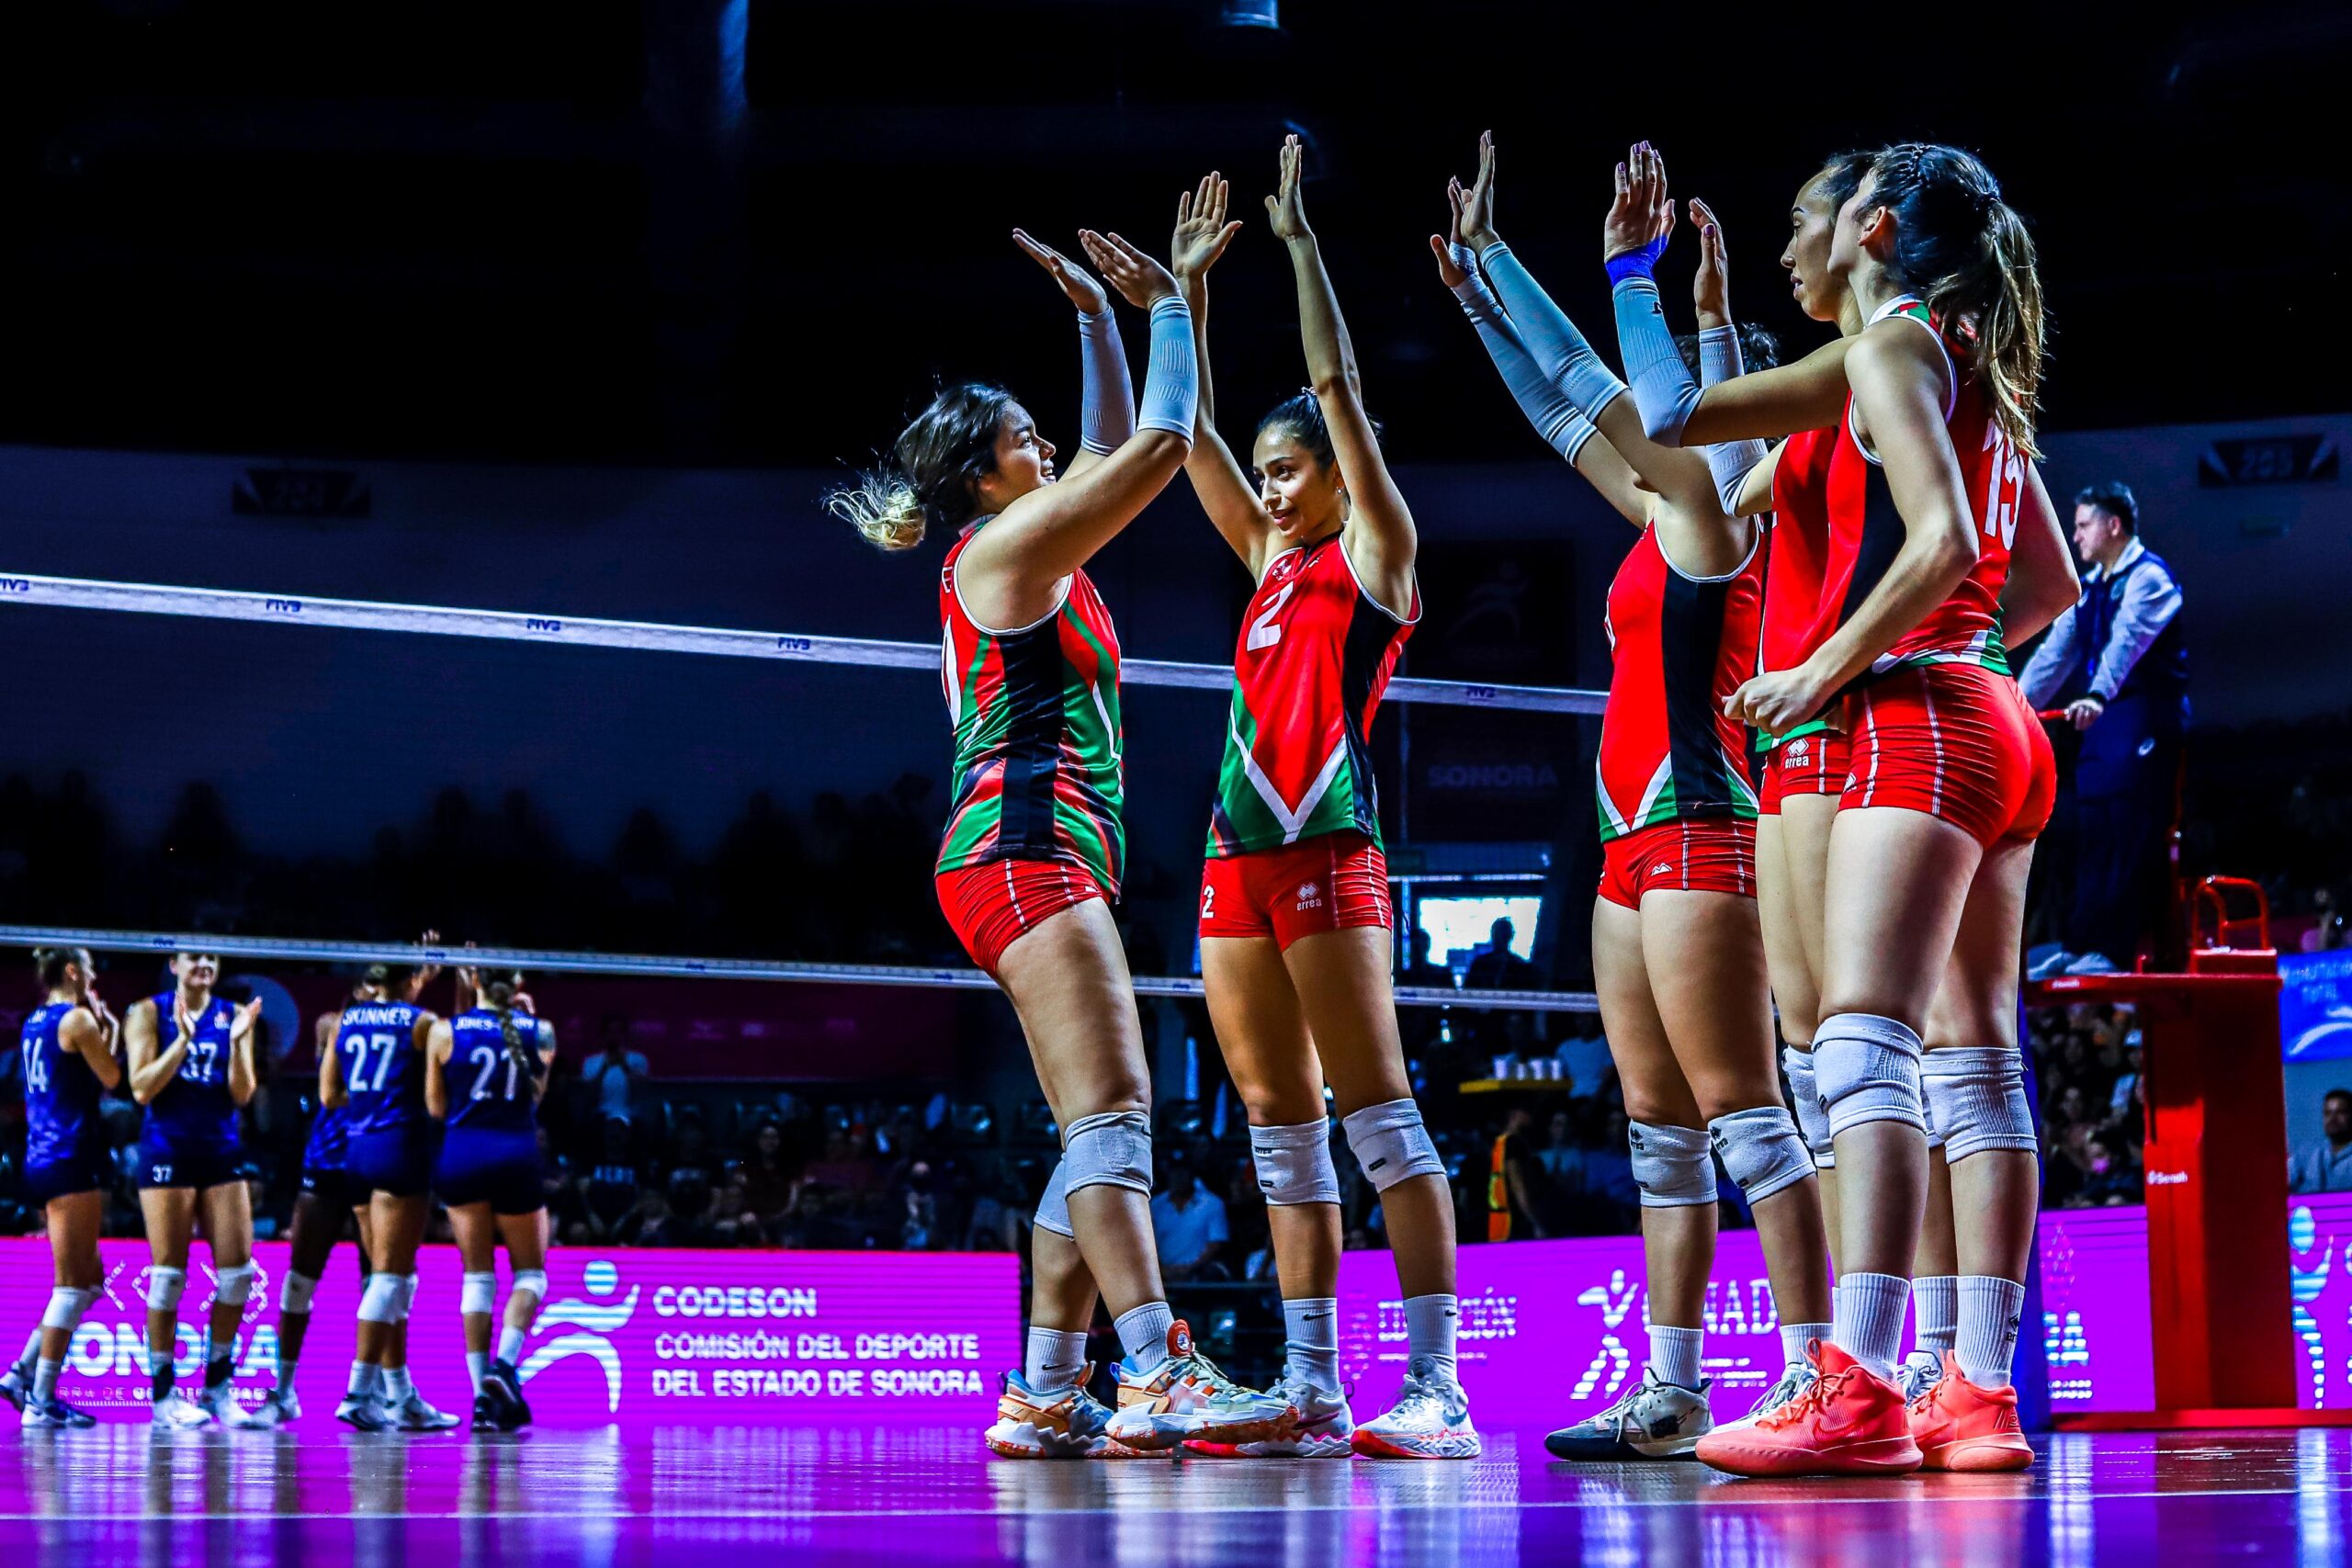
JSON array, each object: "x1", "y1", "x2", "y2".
[
  {"x1": 1598, "y1": 817, "x2": 1758, "y2": 910},
  {"x1": 1199, "y1": 831, "x2": 1393, "y2": 950},
  {"x1": 1839, "y1": 662, "x2": 2056, "y2": 847},
  {"x1": 936, "y1": 858, "x2": 1109, "y2": 974},
  {"x1": 1758, "y1": 728, "x2": 1851, "y2": 815}
]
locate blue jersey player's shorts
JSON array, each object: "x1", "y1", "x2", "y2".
[
  {"x1": 349, "y1": 1126, "x2": 436, "y2": 1199},
  {"x1": 137, "y1": 1141, "x2": 240, "y2": 1192},
  {"x1": 26, "y1": 1139, "x2": 114, "y2": 1206},
  {"x1": 435, "y1": 1131, "x2": 544, "y2": 1216},
  {"x1": 300, "y1": 1165, "x2": 370, "y2": 1211}
]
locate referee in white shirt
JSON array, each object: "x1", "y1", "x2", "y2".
[{"x1": 2022, "y1": 482, "x2": 2188, "y2": 974}]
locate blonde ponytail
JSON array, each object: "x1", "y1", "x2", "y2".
[{"x1": 825, "y1": 471, "x2": 928, "y2": 552}]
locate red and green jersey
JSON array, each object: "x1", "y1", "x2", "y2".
[
  {"x1": 936, "y1": 524, "x2": 1125, "y2": 891},
  {"x1": 1207, "y1": 531, "x2": 1418, "y2": 858},
  {"x1": 1596, "y1": 523, "x2": 1764, "y2": 842},
  {"x1": 1807, "y1": 296, "x2": 2022, "y2": 683}
]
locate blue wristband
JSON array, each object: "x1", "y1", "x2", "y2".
[{"x1": 1604, "y1": 237, "x2": 1668, "y2": 287}]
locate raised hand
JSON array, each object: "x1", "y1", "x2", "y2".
[
  {"x1": 1076, "y1": 229, "x2": 1179, "y2": 308},
  {"x1": 1429, "y1": 180, "x2": 1474, "y2": 288},
  {"x1": 1604, "y1": 140, "x2": 1674, "y2": 262},
  {"x1": 1172, "y1": 172, "x2": 1244, "y2": 282},
  {"x1": 1458, "y1": 130, "x2": 1500, "y2": 253},
  {"x1": 232, "y1": 997, "x2": 265, "y2": 1040},
  {"x1": 1264, "y1": 133, "x2": 1311, "y2": 243},
  {"x1": 1013, "y1": 229, "x2": 1111, "y2": 314},
  {"x1": 1690, "y1": 197, "x2": 1731, "y2": 325}
]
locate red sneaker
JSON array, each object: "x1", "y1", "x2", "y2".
[
  {"x1": 1907, "y1": 1351, "x2": 2033, "y2": 1472},
  {"x1": 1694, "y1": 1341, "x2": 1921, "y2": 1477}
]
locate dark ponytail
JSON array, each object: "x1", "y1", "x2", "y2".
[
  {"x1": 483, "y1": 970, "x2": 537, "y2": 1084},
  {"x1": 1859, "y1": 142, "x2": 2046, "y2": 457},
  {"x1": 825, "y1": 382, "x2": 1016, "y2": 551}
]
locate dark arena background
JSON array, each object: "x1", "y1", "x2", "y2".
[{"x1": 2, "y1": 2, "x2": 2351, "y2": 1563}]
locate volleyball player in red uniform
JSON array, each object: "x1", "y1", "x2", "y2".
[
  {"x1": 1604, "y1": 141, "x2": 2078, "y2": 1474},
  {"x1": 1432, "y1": 133, "x2": 1831, "y2": 1459},
  {"x1": 831, "y1": 184, "x2": 1282, "y2": 1458},
  {"x1": 1169, "y1": 137, "x2": 1473, "y2": 1461}
]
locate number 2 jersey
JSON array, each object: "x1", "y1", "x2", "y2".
[
  {"x1": 1800, "y1": 295, "x2": 2028, "y2": 683},
  {"x1": 1596, "y1": 523, "x2": 1765, "y2": 841},
  {"x1": 935, "y1": 520, "x2": 1125, "y2": 893},
  {"x1": 1207, "y1": 531, "x2": 1418, "y2": 858}
]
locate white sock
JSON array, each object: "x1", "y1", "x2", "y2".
[
  {"x1": 1955, "y1": 1276, "x2": 2027, "y2": 1388},
  {"x1": 1282, "y1": 1297, "x2": 1341, "y2": 1393},
  {"x1": 496, "y1": 1326, "x2": 525, "y2": 1366},
  {"x1": 1023, "y1": 1327, "x2": 1089, "y2": 1393},
  {"x1": 33, "y1": 1359, "x2": 62, "y2": 1405},
  {"x1": 276, "y1": 1358, "x2": 299, "y2": 1393},
  {"x1": 1780, "y1": 1323, "x2": 1831, "y2": 1369},
  {"x1": 467, "y1": 1352, "x2": 491, "y2": 1396},
  {"x1": 383, "y1": 1366, "x2": 414, "y2": 1404},
  {"x1": 1113, "y1": 1303, "x2": 1176, "y2": 1373},
  {"x1": 346, "y1": 1361, "x2": 379, "y2": 1399},
  {"x1": 1834, "y1": 1273, "x2": 1909, "y2": 1380},
  {"x1": 1647, "y1": 1324, "x2": 1703, "y2": 1391},
  {"x1": 1913, "y1": 1275, "x2": 1959, "y2": 1356},
  {"x1": 1403, "y1": 1294, "x2": 1460, "y2": 1381}
]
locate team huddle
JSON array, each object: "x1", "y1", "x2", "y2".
[
  {"x1": 6, "y1": 946, "x2": 559, "y2": 1436},
  {"x1": 839, "y1": 130, "x2": 2069, "y2": 1476}
]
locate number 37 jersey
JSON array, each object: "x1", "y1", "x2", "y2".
[{"x1": 1208, "y1": 532, "x2": 1419, "y2": 858}]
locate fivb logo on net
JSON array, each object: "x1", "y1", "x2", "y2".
[{"x1": 516, "y1": 1258, "x2": 642, "y2": 1413}]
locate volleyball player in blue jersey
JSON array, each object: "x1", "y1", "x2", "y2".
[
  {"x1": 428, "y1": 966, "x2": 556, "y2": 1431},
  {"x1": 124, "y1": 952, "x2": 263, "y2": 1429},
  {"x1": 323, "y1": 963, "x2": 461, "y2": 1432},
  {"x1": 0, "y1": 950, "x2": 120, "y2": 1429}
]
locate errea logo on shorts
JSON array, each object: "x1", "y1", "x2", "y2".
[
  {"x1": 1297, "y1": 880, "x2": 1323, "y2": 911},
  {"x1": 1787, "y1": 738, "x2": 1810, "y2": 763},
  {"x1": 1651, "y1": 863, "x2": 1673, "y2": 876}
]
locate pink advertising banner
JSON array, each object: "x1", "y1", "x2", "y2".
[{"x1": 0, "y1": 1240, "x2": 1020, "y2": 1425}]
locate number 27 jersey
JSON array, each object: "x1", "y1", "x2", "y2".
[{"x1": 1207, "y1": 532, "x2": 1419, "y2": 858}]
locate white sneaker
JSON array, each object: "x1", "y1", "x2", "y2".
[
  {"x1": 1898, "y1": 1348, "x2": 1946, "y2": 1404},
  {"x1": 390, "y1": 1393, "x2": 462, "y2": 1432},
  {"x1": 260, "y1": 1386, "x2": 300, "y2": 1426},
  {"x1": 983, "y1": 1368, "x2": 1114, "y2": 1459},
  {"x1": 198, "y1": 1383, "x2": 266, "y2": 1429},
  {"x1": 1713, "y1": 1360, "x2": 1816, "y2": 1433},
  {"x1": 1544, "y1": 1366, "x2": 1707, "y2": 1461},
  {"x1": 1187, "y1": 1373, "x2": 1355, "y2": 1458},
  {"x1": 1103, "y1": 1320, "x2": 1290, "y2": 1452},
  {"x1": 152, "y1": 1390, "x2": 215, "y2": 1430},
  {"x1": 1354, "y1": 1355, "x2": 1481, "y2": 1460}
]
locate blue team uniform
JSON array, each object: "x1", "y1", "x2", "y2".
[
  {"x1": 300, "y1": 1097, "x2": 366, "y2": 1211},
  {"x1": 23, "y1": 1002, "x2": 112, "y2": 1205},
  {"x1": 340, "y1": 1001, "x2": 435, "y2": 1197},
  {"x1": 140, "y1": 992, "x2": 242, "y2": 1191},
  {"x1": 434, "y1": 1009, "x2": 550, "y2": 1215}
]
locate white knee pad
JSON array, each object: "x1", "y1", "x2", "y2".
[
  {"x1": 1923, "y1": 1047, "x2": 2038, "y2": 1164},
  {"x1": 1061, "y1": 1111, "x2": 1153, "y2": 1196},
  {"x1": 1341, "y1": 1100, "x2": 1445, "y2": 1194},
  {"x1": 401, "y1": 1274, "x2": 421, "y2": 1323},
  {"x1": 214, "y1": 1261, "x2": 256, "y2": 1307},
  {"x1": 1629, "y1": 1122, "x2": 1718, "y2": 1209},
  {"x1": 279, "y1": 1271, "x2": 319, "y2": 1316},
  {"x1": 461, "y1": 1272, "x2": 498, "y2": 1316},
  {"x1": 1033, "y1": 1158, "x2": 1075, "y2": 1240},
  {"x1": 1812, "y1": 1013, "x2": 1926, "y2": 1138},
  {"x1": 147, "y1": 1267, "x2": 187, "y2": 1312},
  {"x1": 42, "y1": 1286, "x2": 96, "y2": 1332},
  {"x1": 1781, "y1": 1045, "x2": 1837, "y2": 1170},
  {"x1": 1923, "y1": 1082, "x2": 1947, "y2": 1151},
  {"x1": 1250, "y1": 1121, "x2": 1340, "y2": 1206},
  {"x1": 510, "y1": 1270, "x2": 548, "y2": 1303},
  {"x1": 1708, "y1": 1106, "x2": 1815, "y2": 1207},
  {"x1": 357, "y1": 1271, "x2": 409, "y2": 1325}
]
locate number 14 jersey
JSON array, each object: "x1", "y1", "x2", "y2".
[{"x1": 1207, "y1": 532, "x2": 1419, "y2": 858}]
